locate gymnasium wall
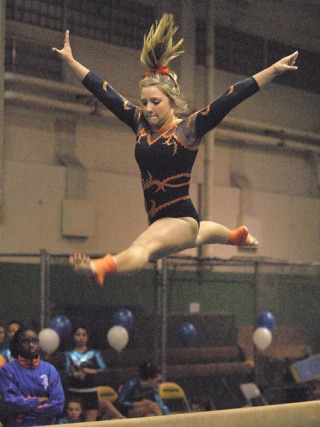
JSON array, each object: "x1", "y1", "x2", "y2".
[{"x1": 1, "y1": 0, "x2": 320, "y2": 357}]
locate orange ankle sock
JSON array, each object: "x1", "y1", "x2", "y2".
[
  {"x1": 227, "y1": 225, "x2": 250, "y2": 246},
  {"x1": 91, "y1": 254, "x2": 117, "y2": 286}
]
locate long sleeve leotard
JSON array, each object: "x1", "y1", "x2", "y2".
[{"x1": 82, "y1": 72, "x2": 259, "y2": 224}]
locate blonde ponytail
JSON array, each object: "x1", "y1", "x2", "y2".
[
  {"x1": 140, "y1": 14, "x2": 188, "y2": 116},
  {"x1": 141, "y1": 13, "x2": 184, "y2": 68}
]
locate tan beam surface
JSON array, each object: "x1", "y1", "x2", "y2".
[{"x1": 48, "y1": 400, "x2": 320, "y2": 427}]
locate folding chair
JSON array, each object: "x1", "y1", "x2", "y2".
[
  {"x1": 97, "y1": 385, "x2": 119, "y2": 403},
  {"x1": 291, "y1": 355, "x2": 320, "y2": 383},
  {"x1": 158, "y1": 382, "x2": 191, "y2": 414},
  {"x1": 240, "y1": 383, "x2": 268, "y2": 406}
]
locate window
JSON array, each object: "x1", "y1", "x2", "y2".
[
  {"x1": 5, "y1": 0, "x2": 154, "y2": 81},
  {"x1": 5, "y1": 37, "x2": 62, "y2": 81},
  {"x1": 213, "y1": 26, "x2": 320, "y2": 95},
  {"x1": 215, "y1": 26, "x2": 264, "y2": 76},
  {"x1": 6, "y1": 0, "x2": 63, "y2": 31},
  {"x1": 6, "y1": 0, "x2": 154, "y2": 49},
  {"x1": 68, "y1": 0, "x2": 154, "y2": 49},
  {"x1": 267, "y1": 40, "x2": 320, "y2": 94},
  {"x1": 195, "y1": 19, "x2": 207, "y2": 66}
]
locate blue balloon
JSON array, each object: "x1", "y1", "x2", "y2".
[
  {"x1": 49, "y1": 315, "x2": 72, "y2": 342},
  {"x1": 112, "y1": 308, "x2": 134, "y2": 331},
  {"x1": 257, "y1": 311, "x2": 276, "y2": 330},
  {"x1": 178, "y1": 322, "x2": 197, "y2": 346}
]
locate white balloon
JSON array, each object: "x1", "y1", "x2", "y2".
[
  {"x1": 39, "y1": 328, "x2": 60, "y2": 355},
  {"x1": 253, "y1": 327, "x2": 272, "y2": 351},
  {"x1": 107, "y1": 325, "x2": 128, "y2": 352}
]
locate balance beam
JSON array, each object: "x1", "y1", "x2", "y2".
[{"x1": 50, "y1": 400, "x2": 320, "y2": 427}]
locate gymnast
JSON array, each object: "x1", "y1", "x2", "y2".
[{"x1": 52, "y1": 13, "x2": 298, "y2": 286}]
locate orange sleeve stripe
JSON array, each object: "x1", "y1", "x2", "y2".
[{"x1": 227, "y1": 85, "x2": 234, "y2": 95}]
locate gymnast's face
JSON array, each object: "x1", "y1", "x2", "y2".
[{"x1": 141, "y1": 85, "x2": 174, "y2": 131}]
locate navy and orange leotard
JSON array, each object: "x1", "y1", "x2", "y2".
[{"x1": 82, "y1": 72, "x2": 259, "y2": 225}]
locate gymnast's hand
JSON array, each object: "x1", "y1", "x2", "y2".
[
  {"x1": 72, "y1": 368, "x2": 87, "y2": 380},
  {"x1": 52, "y1": 31, "x2": 90, "y2": 81},
  {"x1": 274, "y1": 51, "x2": 298, "y2": 74},
  {"x1": 52, "y1": 30, "x2": 75, "y2": 65},
  {"x1": 82, "y1": 367, "x2": 97, "y2": 375}
]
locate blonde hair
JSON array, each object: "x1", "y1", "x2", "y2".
[{"x1": 140, "y1": 13, "x2": 188, "y2": 116}]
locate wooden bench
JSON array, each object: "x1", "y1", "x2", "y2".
[{"x1": 49, "y1": 345, "x2": 253, "y2": 389}]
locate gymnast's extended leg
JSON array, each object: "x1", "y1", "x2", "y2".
[
  {"x1": 192, "y1": 221, "x2": 258, "y2": 247},
  {"x1": 70, "y1": 216, "x2": 199, "y2": 284},
  {"x1": 69, "y1": 218, "x2": 257, "y2": 285}
]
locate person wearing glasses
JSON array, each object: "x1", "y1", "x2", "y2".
[{"x1": 0, "y1": 327, "x2": 65, "y2": 426}]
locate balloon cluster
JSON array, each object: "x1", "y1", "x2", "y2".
[
  {"x1": 39, "y1": 328, "x2": 60, "y2": 355},
  {"x1": 39, "y1": 315, "x2": 72, "y2": 355},
  {"x1": 39, "y1": 309, "x2": 135, "y2": 355},
  {"x1": 50, "y1": 315, "x2": 72, "y2": 343},
  {"x1": 107, "y1": 308, "x2": 134, "y2": 352},
  {"x1": 253, "y1": 311, "x2": 276, "y2": 351},
  {"x1": 38, "y1": 310, "x2": 199, "y2": 355}
]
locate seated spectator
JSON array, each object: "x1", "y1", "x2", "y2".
[
  {"x1": 114, "y1": 361, "x2": 170, "y2": 417},
  {"x1": 1, "y1": 320, "x2": 22, "y2": 362},
  {"x1": 0, "y1": 326, "x2": 64, "y2": 426},
  {"x1": 0, "y1": 324, "x2": 4, "y2": 349},
  {"x1": 6, "y1": 321, "x2": 22, "y2": 341},
  {"x1": 57, "y1": 397, "x2": 85, "y2": 424}
]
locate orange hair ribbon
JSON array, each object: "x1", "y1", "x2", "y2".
[
  {"x1": 142, "y1": 66, "x2": 179, "y2": 90},
  {"x1": 142, "y1": 66, "x2": 170, "y2": 78}
]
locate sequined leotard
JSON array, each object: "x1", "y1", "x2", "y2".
[{"x1": 83, "y1": 72, "x2": 259, "y2": 224}]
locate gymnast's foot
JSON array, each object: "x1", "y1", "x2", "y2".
[
  {"x1": 69, "y1": 253, "x2": 117, "y2": 286},
  {"x1": 69, "y1": 253, "x2": 100, "y2": 285},
  {"x1": 228, "y1": 225, "x2": 258, "y2": 247}
]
